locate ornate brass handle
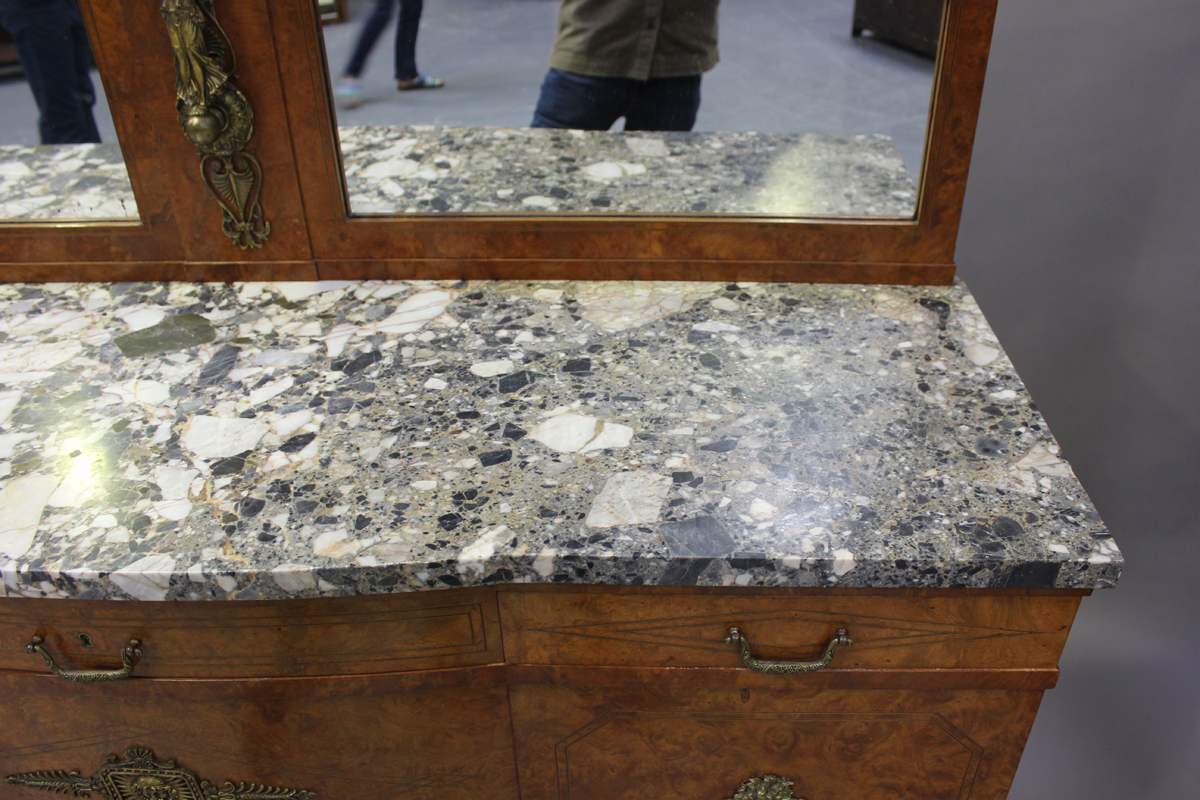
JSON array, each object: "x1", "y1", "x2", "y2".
[
  {"x1": 26, "y1": 636, "x2": 141, "y2": 683},
  {"x1": 724, "y1": 626, "x2": 852, "y2": 674}
]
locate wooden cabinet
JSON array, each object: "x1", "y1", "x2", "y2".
[
  {"x1": 853, "y1": 0, "x2": 946, "y2": 58},
  {"x1": 0, "y1": 586, "x2": 1085, "y2": 800}
]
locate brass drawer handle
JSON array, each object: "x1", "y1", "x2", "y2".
[
  {"x1": 725, "y1": 626, "x2": 852, "y2": 674},
  {"x1": 26, "y1": 636, "x2": 141, "y2": 682}
]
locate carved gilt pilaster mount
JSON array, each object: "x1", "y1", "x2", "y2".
[
  {"x1": 160, "y1": 0, "x2": 269, "y2": 249},
  {"x1": 5, "y1": 747, "x2": 315, "y2": 800}
]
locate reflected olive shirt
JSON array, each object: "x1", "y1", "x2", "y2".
[{"x1": 549, "y1": 0, "x2": 721, "y2": 80}]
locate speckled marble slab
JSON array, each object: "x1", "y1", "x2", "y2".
[
  {"x1": 0, "y1": 144, "x2": 138, "y2": 221},
  {"x1": 0, "y1": 128, "x2": 916, "y2": 221},
  {"x1": 341, "y1": 126, "x2": 917, "y2": 216},
  {"x1": 0, "y1": 280, "x2": 1120, "y2": 601}
]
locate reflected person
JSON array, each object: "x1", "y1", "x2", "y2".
[
  {"x1": 0, "y1": 0, "x2": 101, "y2": 144},
  {"x1": 335, "y1": 0, "x2": 443, "y2": 109},
  {"x1": 531, "y1": 0, "x2": 720, "y2": 132}
]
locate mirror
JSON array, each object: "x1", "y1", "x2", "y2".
[
  {"x1": 0, "y1": 0, "x2": 137, "y2": 221},
  {"x1": 321, "y1": 0, "x2": 940, "y2": 218}
]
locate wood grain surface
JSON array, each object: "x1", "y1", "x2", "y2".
[
  {"x1": 500, "y1": 589, "x2": 1083, "y2": 671},
  {"x1": 510, "y1": 684, "x2": 1041, "y2": 800},
  {"x1": 0, "y1": 673, "x2": 519, "y2": 800},
  {"x1": 0, "y1": 589, "x2": 502, "y2": 679}
]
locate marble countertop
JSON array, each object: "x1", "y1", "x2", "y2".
[
  {"x1": 0, "y1": 279, "x2": 1120, "y2": 601},
  {"x1": 0, "y1": 127, "x2": 916, "y2": 221}
]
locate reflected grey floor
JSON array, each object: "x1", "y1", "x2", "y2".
[
  {"x1": 322, "y1": 0, "x2": 936, "y2": 176},
  {"x1": 0, "y1": 0, "x2": 934, "y2": 196},
  {"x1": 0, "y1": 68, "x2": 117, "y2": 146}
]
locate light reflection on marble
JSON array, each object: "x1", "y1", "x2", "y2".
[
  {"x1": 342, "y1": 126, "x2": 918, "y2": 216},
  {"x1": 0, "y1": 279, "x2": 1119, "y2": 601}
]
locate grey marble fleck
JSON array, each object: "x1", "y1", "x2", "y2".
[{"x1": 0, "y1": 279, "x2": 1120, "y2": 601}]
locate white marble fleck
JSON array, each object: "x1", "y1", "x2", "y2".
[
  {"x1": 528, "y1": 413, "x2": 597, "y2": 453},
  {"x1": 0, "y1": 474, "x2": 61, "y2": 558},
  {"x1": 0, "y1": 432, "x2": 38, "y2": 458},
  {"x1": 0, "y1": 390, "x2": 21, "y2": 426},
  {"x1": 458, "y1": 525, "x2": 509, "y2": 577},
  {"x1": 313, "y1": 528, "x2": 362, "y2": 560},
  {"x1": 1015, "y1": 444, "x2": 1073, "y2": 477},
  {"x1": 693, "y1": 321, "x2": 741, "y2": 333},
  {"x1": 249, "y1": 376, "x2": 294, "y2": 405},
  {"x1": 964, "y1": 343, "x2": 1001, "y2": 366},
  {"x1": 375, "y1": 290, "x2": 457, "y2": 335},
  {"x1": 182, "y1": 416, "x2": 269, "y2": 459},
  {"x1": 110, "y1": 554, "x2": 175, "y2": 601},
  {"x1": 533, "y1": 546, "x2": 557, "y2": 578},
  {"x1": 470, "y1": 360, "x2": 514, "y2": 377},
  {"x1": 832, "y1": 549, "x2": 857, "y2": 576},
  {"x1": 574, "y1": 282, "x2": 721, "y2": 332},
  {"x1": 580, "y1": 422, "x2": 634, "y2": 453},
  {"x1": 274, "y1": 281, "x2": 356, "y2": 302},
  {"x1": 585, "y1": 471, "x2": 673, "y2": 528},
  {"x1": 583, "y1": 161, "x2": 648, "y2": 180},
  {"x1": 252, "y1": 349, "x2": 311, "y2": 367},
  {"x1": 272, "y1": 409, "x2": 313, "y2": 437},
  {"x1": 748, "y1": 498, "x2": 778, "y2": 521},
  {"x1": 117, "y1": 308, "x2": 166, "y2": 331}
]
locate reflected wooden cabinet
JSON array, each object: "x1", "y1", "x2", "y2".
[
  {"x1": 0, "y1": 0, "x2": 998, "y2": 285},
  {"x1": 0, "y1": 585, "x2": 1083, "y2": 800}
]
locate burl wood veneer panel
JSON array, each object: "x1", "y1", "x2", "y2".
[
  {"x1": 500, "y1": 589, "x2": 1082, "y2": 671},
  {"x1": 510, "y1": 684, "x2": 1042, "y2": 800},
  {"x1": 0, "y1": 673, "x2": 517, "y2": 800},
  {"x1": 0, "y1": 589, "x2": 501, "y2": 679}
]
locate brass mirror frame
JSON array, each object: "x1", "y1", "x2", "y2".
[{"x1": 0, "y1": 0, "x2": 997, "y2": 285}]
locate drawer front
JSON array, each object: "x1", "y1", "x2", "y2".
[
  {"x1": 500, "y1": 590, "x2": 1081, "y2": 671},
  {"x1": 0, "y1": 589, "x2": 502, "y2": 678},
  {"x1": 511, "y1": 684, "x2": 1040, "y2": 800},
  {"x1": 0, "y1": 672, "x2": 518, "y2": 800}
]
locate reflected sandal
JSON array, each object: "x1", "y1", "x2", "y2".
[{"x1": 397, "y1": 75, "x2": 444, "y2": 91}]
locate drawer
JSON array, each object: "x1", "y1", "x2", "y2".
[
  {"x1": 510, "y1": 683, "x2": 1040, "y2": 800},
  {"x1": 0, "y1": 671, "x2": 517, "y2": 800},
  {"x1": 0, "y1": 588, "x2": 502, "y2": 679},
  {"x1": 499, "y1": 588, "x2": 1083, "y2": 672}
]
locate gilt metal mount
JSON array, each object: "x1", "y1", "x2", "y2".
[
  {"x1": 160, "y1": 0, "x2": 269, "y2": 249},
  {"x1": 6, "y1": 747, "x2": 315, "y2": 800}
]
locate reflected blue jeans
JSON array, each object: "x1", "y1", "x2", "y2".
[
  {"x1": 531, "y1": 68, "x2": 702, "y2": 132},
  {"x1": 342, "y1": 0, "x2": 424, "y2": 82},
  {"x1": 0, "y1": 0, "x2": 100, "y2": 144}
]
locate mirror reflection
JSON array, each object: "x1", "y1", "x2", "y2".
[
  {"x1": 324, "y1": 0, "x2": 939, "y2": 217},
  {"x1": 0, "y1": 0, "x2": 137, "y2": 221}
]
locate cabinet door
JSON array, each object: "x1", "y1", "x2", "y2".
[
  {"x1": 0, "y1": 671, "x2": 518, "y2": 800},
  {"x1": 510, "y1": 684, "x2": 1041, "y2": 800}
]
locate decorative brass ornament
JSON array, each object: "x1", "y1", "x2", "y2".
[
  {"x1": 202, "y1": 152, "x2": 270, "y2": 249},
  {"x1": 728, "y1": 775, "x2": 807, "y2": 800},
  {"x1": 6, "y1": 747, "x2": 315, "y2": 800},
  {"x1": 26, "y1": 635, "x2": 141, "y2": 683},
  {"x1": 724, "y1": 626, "x2": 852, "y2": 674},
  {"x1": 160, "y1": 0, "x2": 268, "y2": 249}
]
